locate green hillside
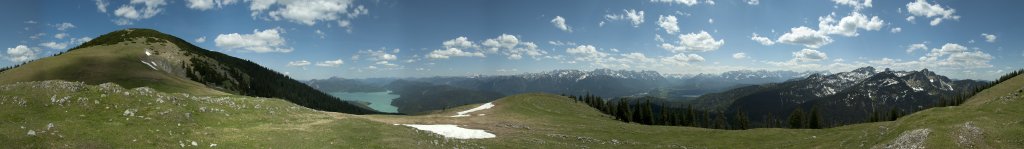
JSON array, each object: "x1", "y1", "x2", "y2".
[
  {"x1": 0, "y1": 29, "x2": 379, "y2": 114},
  {"x1": 3, "y1": 69, "x2": 1022, "y2": 148}
]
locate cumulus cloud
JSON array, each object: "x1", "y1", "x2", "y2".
[
  {"x1": 566, "y1": 45, "x2": 608, "y2": 60},
  {"x1": 832, "y1": 0, "x2": 872, "y2": 10},
  {"x1": 651, "y1": 0, "x2": 699, "y2": 6},
  {"x1": 906, "y1": 43, "x2": 927, "y2": 53},
  {"x1": 660, "y1": 31, "x2": 724, "y2": 53},
  {"x1": 286, "y1": 60, "x2": 310, "y2": 67},
  {"x1": 195, "y1": 36, "x2": 206, "y2": 43},
  {"x1": 54, "y1": 23, "x2": 76, "y2": 31},
  {"x1": 604, "y1": 9, "x2": 645, "y2": 27},
  {"x1": 252, "y1": 0, "x2": 369, "y2": 26},
  {"x1": 39, "y1": 42, "x2": 68, "y2": 50},
  {"x1": 890, "y1": 27, "x2": 902, "y2": 33},
  {"x1": 214, "y1": 28, "x2": 293, "y2": 53},
  {"x1": 551, "y1": 16, "x2": 572, "y2": 32},
  {"x1": 793, "y1": 49, "x2": 828, "y2": 62},
  {"x1": 186, "y1": 0, "x2": 238, "y2": 10},
  {"x1": 481, "y1": 34, "x2": 547, "y2": 60},
  {"x1": 359, "y1": 48, "x2": 398, "y2": 61},
  {"x1": 443, "y1": 36, "x2": 477, "y2": 50},
  {"x1": 981, "y1": 33, "x2": 997, "y2": 43},
  {"x1": 733, "y1": 52, "x2": 748, "y2": 59},
  {"x1": 112, "y1": 0, "x2": 168, "y2": 25},
  {"x1": 817, "y1": 12, "x2": 884, "y2": 37},
  {"x1": 5, "y1": 45, "x2": 37, "y2": 62},
  {"x1": 750, "y1": 33, "x2": 775, "y2": 46},
  {"x1": 776, "y1": 26, "x2": 833, "y2": 48},
  {"x1": 95, "y1": 0, "x2": 109, "y2": 13},
  {"x1": 657, "y1": 15, "x2": 680, "y2": 34},
  {"x1": 746, "y1": 0, "x2": 759, "y2": 5},
  {"x1": 54, "y1": 33, "x2": 69, "y2": 39},
  {"x1": 315, "y1": 59, "x2": 344, "y2": 67},
  {"x1": 661, "y1": 53, "x2": 705, "y2": 65},
  {"x1": 906, "y1": 0, "x2": 959, "y2": 26},
  {"x1": 427, "y1": 48, "x2": 485, "y2": 59}
]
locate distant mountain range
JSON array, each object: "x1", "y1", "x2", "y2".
[
  {"x1": 307, "y1": 69, "x2": 818, "y2": 114},
  {"x1": 689, "y1": 66, "x2": 988, "y2": 124}
]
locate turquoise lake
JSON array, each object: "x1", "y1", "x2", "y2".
[{"x1": 329, "y1": 91, "x2": 400, "y2": 113}]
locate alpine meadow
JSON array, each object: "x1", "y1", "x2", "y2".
[{"x1": 2, "y1": 0, "x2": 1024, "y2": 148}]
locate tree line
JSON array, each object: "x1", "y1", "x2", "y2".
[{"x1": 564, "y1": 67, "x2": 1022, "y2": 131}]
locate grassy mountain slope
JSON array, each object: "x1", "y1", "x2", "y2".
[
  {"x1": 0, "y1": 29, "x2": 378, "y2": 114},
  {"x1": 3, "y1": 72, "x2": 1023, "y2": 148}
]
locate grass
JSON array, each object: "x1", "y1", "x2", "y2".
[
  {"x1": 0, "y1": 41, "x2": 223, "y2": 95},
  {"x1": 2, "y1": 72, "x2": 1023, "y2": 148}
]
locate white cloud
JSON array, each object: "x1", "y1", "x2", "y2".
[
  {"x1": 890, "y1": 27, "x2": 902, "y2": 33},
  {"x1": 286, "y1": 60, "x2": 311, "y2": 67},
  {"x1": 981, "y1": 33, "x2": 997, "y2": 43},
  {"x1": 111, "y1": 0, "x2": 168, "y2": 25},
  {"x1": 657, "y1": 15, "x2": 680, "y2": 34},
  {"x1": 566, "y1": 45, "x2": 608, "y2": 60},
  {"x1": 443, "y1": 36, "x2": 478, "y2": 50},
  {"x1": 832, "y1": 0, "x2": 872, "y2": 10},
  {"x1": 39, "y1": 42, "x2": 67, "y2": 50},
  {"x1": 776, "y1": 26, "x2": 833, "y2": 48},
  {"x1": 254, "y1": 0, "x2": 369, "y2": 26},
  {"x1": 793, "y1": 49, "x2": 828, "y2": 62},
  {"x1": 708, "y1": 18, "x2": 714, "y2": 24},
  {"x1": 214, "y1": 28, "x2": 293, "y2": 53},
  {"x1": 705, "y1": 0, "x2": 715, "y2": 5},
  {"x1": 604, "y1": 9, "x2": 644, "y2": 27},
  {"x1": 750, "y1": 33, "x2": 775, "y2": 46},
  {"x1": 661, "y1": 53, "x2": 705, "y2": 65},
  {"x1": 482, "y1": 34, "x2": 519, "y2": 52},
  {"x1": 746, "y1": 0, "x2": 759, "y2": 5},
  {"x1": 906, "y1": 0, "x2": 958, "y2": 26},
  {"x1": 479, "y1": 34, "x2": 547, "y2": 60},
  {"x1": 5, "y1": 45, "x2": 37, "y2": 62},
  {"x1": 315, "y1": 59, "x2": 344, "y2": 67},
  {"x1": 359, "y1": 49, "x2": 398, "y2": 61},
  {"x1": 55, "y1": 23, "x2": 76, "y2": 31},
  {"x1": 427, "y1": 48, "x2": 485, "y2": 59},
  {"x1": 651, "y1": 0, "x2": 699, "y2": 6},
  {"x1": 54, "y1": 33, "x2": 69, "y2": 39},
  {"x1": 733, "y1": 52, "x2": 748, "y2": 59},
  {"x1": 550, "y1": 16, "x2": 572, "y2": 32},
  {"x1": 547, "y1": 41, "x2": 577, "y2": 46},
  {"x1": 817, "y1": 12, "x2": 884, "y2": 37},
  {"x1": 660, "y1": 31, "x2": 724, "y2": 53},
  {"x1": 906, "y1": 43, "x2": 927, "y2": 53},
  {"x1": 95, "y1": 0, "x2": 109, "y2": 13},
  {"x1": 192, "y1": 36, "x2": 206, "y2": 43},
  {"x1": 186, "y1": 0, "x2": 238, "y2": 10}
]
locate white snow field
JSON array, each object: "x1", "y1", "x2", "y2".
[
  {"x1": 450, "y1": 102, "x2": 494, "y2": 117},
  {"x1": 402, "y1": 124, "x2": 496, "y2": 139}
]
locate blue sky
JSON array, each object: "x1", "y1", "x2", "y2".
[{"x1": 1, "y1": 0, "x2": 1021, "y2": 80}]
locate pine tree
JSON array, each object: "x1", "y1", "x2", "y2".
[
  {"x1": 808, "y1": 106, "x2": 823, "y2": 129},
  {"x1": 642, "y1": 100, "x2": 654, "y2": 125},
  {"x1": 735, "y1": 110, "x2": 750, "y2": 130},
  {"x1": 789, "y1": 108, "x2": 805, "y2": 129}
]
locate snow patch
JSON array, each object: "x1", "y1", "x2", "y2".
[
  {"x1": 140, "y1": 60, "x2": 158, "y2": 70},
  {"x1": 450, "y1": 102, "x2": 494, "y2": 117},
  {"x1": 145, "y1": 50, "x2": 152, "y2": 56},
  {"x1": 402, "y1": 124, "x2": 496, "y2": 139}
]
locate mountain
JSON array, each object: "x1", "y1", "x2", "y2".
[
  {"x1": 693, "y1": 66, "x2": 988, "y2": 124},
  {"x1": 0, "y1": 28, "x2": 379, "y2": 114},
  {"x1": 385, "y1": 80, "x2": 504, "y2": 114},
  {"x1": 305, "y1": 77, "x2": 388, "y2": 93}
]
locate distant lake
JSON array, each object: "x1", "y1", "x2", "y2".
[{"x1": 329, "y1": 91, "x2": 400, "y2": 113}]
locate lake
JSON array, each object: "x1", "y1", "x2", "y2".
[{"x1": 329, "y1": 91, "x2": 400, "y2": 113}]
